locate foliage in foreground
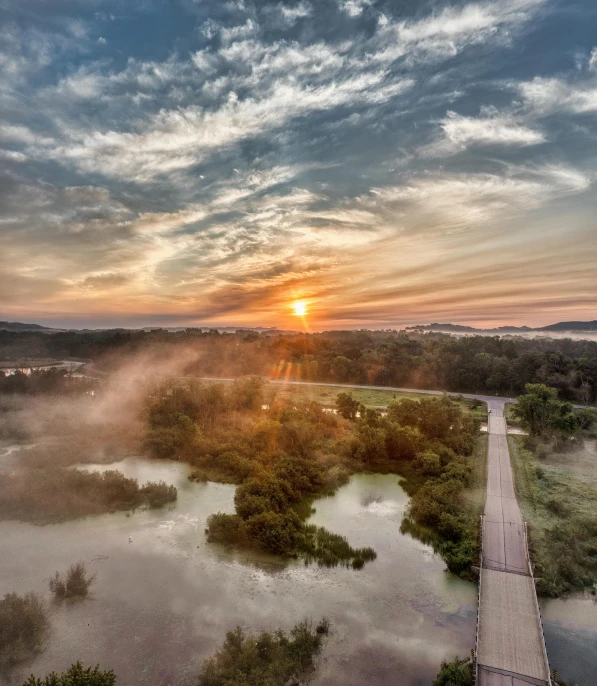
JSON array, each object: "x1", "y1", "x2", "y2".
[
  {"x1": 432, "y1": 656, "x2": 473, "y2": 686},
  {"x1": 23, "y1": 661, "x2": 115, "y2": 686},
  {"x1": 0, "y1": 592, "x2": 49, "y2": 667},
  {"x1": 198, "y1": 619, "x2": 330, "y2": 686},
  {"x1": 0, "y1": 468, "x2": 176, "y2": 523},
  {"x1": 50, "y1": 562, "x2": 96, "y2": 600}
]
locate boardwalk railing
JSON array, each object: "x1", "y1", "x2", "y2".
[
  {"x1": 473, "y1": 513, "x2": 484, "y2": 686},
  {"x1": 523, "y1": 521, "x2": 553, "y2": 686}
]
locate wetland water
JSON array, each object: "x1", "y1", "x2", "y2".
[{"x1": 0, "y1": 454, "x2": 595, "y2": 685}]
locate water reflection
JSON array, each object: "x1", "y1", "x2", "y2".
[
  {"x1": 0, "y1": 459, "x2": 477, "y2": 686},
  {"x1": 0, "y1": 458, "x2": 593, "y2": 685}
]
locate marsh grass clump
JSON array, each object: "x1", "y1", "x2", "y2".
[
  {"x1": 298, "y1": 525, "x2": 376, "y2": 569},
  {"x1": 198, "y1": 618, "x2": 330, "y2": 686},
  {"x1": 49, "y1": 562, "x2": 96, "y2": 600},
  {"x1": 0, "y1": 592, "x2": 49, "y2": 667}
]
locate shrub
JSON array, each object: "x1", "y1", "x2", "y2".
[
  {"x1": 433, "y1": 656, "x2": 473, "y2": 686},
  {"x1": 50, "y1": 562, "x2": 96, "y2": 600},
  {"x1": 206, "y1": 513, "x2": 247, "y2": 546},
  {"x1": 0, "y1": 592, "x2": 49, "y2": 667},
  {"x1": 198, "y1": 619, "x2": 329, "y2": 686},
  {"x1": 139, "y1": 481, "x2": 177, "y2": 508},
  {"x1": 244, "y1": 511, "x2": 301, "y2": 555},
  {"x1": 0, "y1": 469, "x2": 177, "y2": 523}
]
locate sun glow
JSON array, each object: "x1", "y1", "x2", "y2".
[{"x1": 292, "y1": 301, "x2": 308, "y2": 317}]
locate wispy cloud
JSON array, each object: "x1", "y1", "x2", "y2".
[
  {"x1": 0, "y1": 0, "x2": 595, "y2": 328},
  {"x1": 424, "y1": 110, "x2": 545, "y2": 156},
  {"x1": 519, "y1": 76, "x2": 597, "y2": 114}
]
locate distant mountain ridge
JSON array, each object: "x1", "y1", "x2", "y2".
[
  {"x1": 408, "y1": 320, "x2": 597, "y2": 333},
  {"x1": 0, "y1": 321, "x2": 54, "y2": 331},
  {"x1": 1, "y1": 319, "x2": 596, "y2": 334}
]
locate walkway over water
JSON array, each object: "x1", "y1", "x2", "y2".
[{"x1": 476, "y1": 401, "x2": 551, "y2": 686}]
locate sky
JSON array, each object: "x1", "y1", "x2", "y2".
[{"x1": 0, "y1": 0, "x2": 596, "y2": 331}]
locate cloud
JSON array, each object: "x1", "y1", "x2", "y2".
[
  {"x1": 278, "y1": 2, "x2": 312, "y2": 24},
  {"x1": 1, "y1": 0, "x2": 594, "y2": 328},
  {"x1": 519, "y1": 76, "x2": 597, "y2": 114},
  {"x1": 47, "y1": 73, "x2": 413, "y2": 181},
  {"x1": 0, "y1": 149, "x2": 27, "y2": 162},
  {"x1": 367, "y1": 0, "x2": 545, "y2": 66},
  {"x1": 80, "y1": 272, "x2": 131, "y2": 290},
  {"x1": 589, "y1": 47, "x2": 597, "y2": 71},
  {"x1": 425, "y1": 110, "x2": 545, "y2": 156},
  {"x1": 338, "y1": 0, "x2": 371, "y2": 17},
  {"x1": 365, "y1": 165, "x2": 592, "y2": 231}
]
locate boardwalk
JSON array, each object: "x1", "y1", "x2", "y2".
[{"x1": 476, "y1": 401, "x2": 551, "y2": 686}]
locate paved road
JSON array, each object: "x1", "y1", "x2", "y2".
[{"x1": 477, "y1": 402, "x2": 551, "y2": 686}]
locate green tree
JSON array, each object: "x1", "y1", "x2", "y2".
[
  {"x1": 23, "y1": 662, "x2": 115, "y2": 686},
  {"x1": 335, "y1": 392, "x2": 363, "y2": 420},
  {"x1": 512, "y1": 384, "x2": 563, "y2": 435},
  {"x1": 513, "y1": 383, "x2": 594, "y2": 437}
]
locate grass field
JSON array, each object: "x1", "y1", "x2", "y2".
[
  {"x1": 266, "y1": 383, "x2": 430, "y2": 408},
  {"x1": 264, "y1": 382, "x2": 488, "y2": 420},
  {"x1": 508, "y1": 434, "x2": 597, "y2": 595}
]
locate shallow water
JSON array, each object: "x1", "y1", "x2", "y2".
[
  {"x1": 0, "y1": 457, "x2": 594, "y2": 685},
  {"x1": 0, "y1": 459, "x2": 476, "y2": 686}
]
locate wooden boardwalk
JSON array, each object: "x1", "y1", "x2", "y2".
[{"x1": 476, "y1": 403, "x2": 551, "y2": 686}]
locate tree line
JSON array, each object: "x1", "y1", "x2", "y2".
[{"x1": 2, "y1": 328, "x2": 596, "y2": 403}]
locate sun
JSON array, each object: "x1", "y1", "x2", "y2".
[{"x1": 292, "y1": 301, "x2": 308, "y2": 317}]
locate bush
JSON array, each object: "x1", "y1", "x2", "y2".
[
  {"x1": 23, "y1": 661, "x2": 116, "y2": 686},
  {"x1": 433, "y1": 656, "x2": 473, "y2": 686},
  {"x1": 49, "y1": 562, "x2": 96, "y2": 600},
  {"x1": 198, "y1": 619, "x2": 329, "y2": 686},
  {"x1": 139, "y1": 481, "x2": 177, "y2": 508},
  {"x1": 206, "y1": 513, "x2": 247, "y2": 546},
  {"x1": 244, "y1": 511, "x2": 301, "y2": 555},
  {"x1": 0, "y1": 469, "x2": 177, "y2": 523},
  {"x1": 0, "y1": 592, "x2": 49, "y2": 667}
]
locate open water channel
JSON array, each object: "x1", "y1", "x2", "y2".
[{"x1": 0, "y1": 453, "x2": 595, "y2": 685}]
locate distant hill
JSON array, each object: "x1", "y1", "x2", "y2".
[
  {"x1": 408, "y1": 320, "x2": 596, "y2": 334},
  {"x1": 407, "y1": 323, "x2": 531, "y2": 333},
  {"x1": 0, "y1": 321, "x2": 54, "y2": 331},
  {"x1": 0, "y1": 321, "x2": 299, "y2": 335},
  {"x1": 538, "y1": 321, "x2": 597, "y2": 331}
]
